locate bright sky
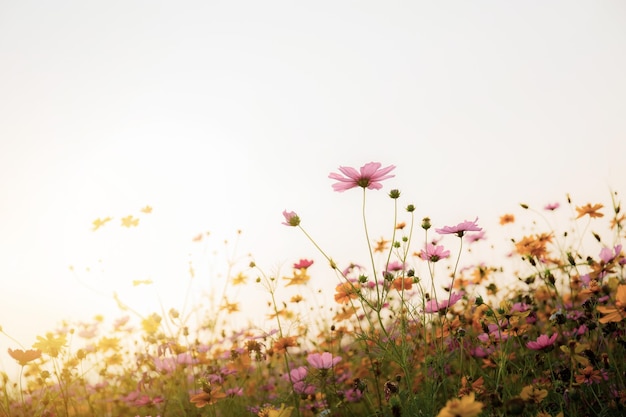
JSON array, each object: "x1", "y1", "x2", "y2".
[{"x1": 1, "y1": 1, "x2": 625, "y2": 374}]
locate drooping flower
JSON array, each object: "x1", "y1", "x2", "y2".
[
  {"x1": 282, "y1": 210, "x2": 300, "y2": 227},
  {"x1": 419, "y1": 243, "x2": 450, "y2": 262},
  {"x1": 328, "y1": 162, "x2": 395, "y2": 192},
  {"x1": 526, "y1": 333, "x2": 558, "y2": 350},
  {"x1": 436, "y1": 218, "x2": 482, "y2": 237},
  {"x1": 436, "y1": 392, "x2": 483, "y2": 417},
  {"x1": 306, "y1": 352, "x2": 342, "y2": 369}
]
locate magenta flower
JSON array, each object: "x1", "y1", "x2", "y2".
[
  {"x1": 306, "y1": 352, "x2": 342, "y2": 369},
  {"x1": 328, "y1": 162, "x2": 395, "y2": 192},
  {"x1": 526, "y1": 333, "x2": 558, "y2": 350},
  {"x1": 435, "y1": 217, "x2": 482, "y2": 237},
  {"x1": 544, "y1": 202, "x2": 560, "y2": 211},
  {"x1": 282, "y1": 210, "x2": 300, "y2": 227},
  {"x1": 419, "y1": 243, "x2": 450, "y2": 262},
  {"x1": 293, "y1": 259, "x2": 314, "y2": 269}
]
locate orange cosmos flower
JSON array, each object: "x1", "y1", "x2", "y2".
[
  {"x1": 272, "y1": 336, "x2": 298, "y2": 354},
  {"x1": 391, "y1": 277, "x2": 413, "y2": 291},
  {"x1": 515, "y1": 233, "x2": 553, "y2": 258},
  {"x1": 190, "y1": 387, "x2": 226, "y2": 408},
  {"x1": 576, "y1": 203, "x2": 604, "y2": 219},
  {"x1": 499, "y1": 214, "x2": 515, "y2": 225},
  {"x1": 7, "y1": 348, "x2": 42, "y2": 366},
  {"x1": 373, "y1": 237, "x2": 390, "y2": 253},
  {"x1": 334, "y1": 282, "x2": 360, "y2": 304},
  {"x1": 597, "y1": 284, "x2": 626, "y2": 323},
  {"x1": 610, "y1": 213, "x2": 626, "y2": 229}
]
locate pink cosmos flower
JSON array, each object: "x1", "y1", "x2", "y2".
[
  {"x1": 282, "y1": 210, "x2": 300, "y2": 226},
  {"x1": 424, "y1": 292, "x2": 464, "y2": 313},
  {"x1": 419, "y1": 243, "x2": 450, "y2": 262},
  {"x1": 306, "y1": 352, "x2": 342, "y2": 369},
  {"x1": 385, "y1": 261, "x2": 405, "y2": 272},
  {"x1": 465, "y1": 230, "x2": 486, "y2": 243},
  {"x1": 435, "y1": 217, "x2": 482, "y2": 237},
  {"x1": 293, "y1": 259, "x2": 314, "y2": 269},
  {"x1": 526, "y1": 333, "x2": 558, "y2": 350},
  {"x1": 599, "y1": 244, "x2": 622, "y2": 263},
  {"x1": 285, "y1": 366, "x2": 308, "y2": 382},
  {"x1": 544, "y1": 202, "x2": 560, "y2": 211},
  {"x1": 328, "y1": 162, "x2": 395, "y2": 192},
  {"x1": 342, "y1": 263, "x2": 364, "y2": 277}
]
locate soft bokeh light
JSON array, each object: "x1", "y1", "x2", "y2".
[{"x1": 1, "y1": 1, "x2": 625, "y2": 377}]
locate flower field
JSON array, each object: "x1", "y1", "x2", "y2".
[{"x1": 2, "y1": 162, "x2": 625, "y2": 417}]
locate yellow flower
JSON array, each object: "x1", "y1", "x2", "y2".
[
  {"x1": 436, "y1": 393, "x2": 483, "y2": 417},
  {"x1": 91, "y1": 216, "x2": 112, "y2": 231},
  {"x1": 283, "y1": 269, "x2": 310, "y2": 286},
  {"x1": 290, "y1": 294, "x2": 304, "y2": 303},
  {"x1": 97, "y1": 336, "x2": 120, "y2": 352},
  {"x1": 221, "y1": 301, "x2": 240, "y2": 313},
  {"x1": 520, "y1": 385, "x2": 548, "y2": 403},
  {"x1": 232, "y1": 272, "x2": 248, "y2": 285},
  {"x1": 141, "y1": 313, "x2": 162, "y2": 335},
  {"x1": 121, "y1": 215, "x2": 139, "y2": 227},
  {"x1": 258, "y1": 404, "x2": 294, "y2": 417},
  {"x1": 32, "y1": 333, "x2": 67, "y2": 358}
]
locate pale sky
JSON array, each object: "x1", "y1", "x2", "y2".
[{"x1": 1, "y1": 1, "x2": 625, "y2": 374}]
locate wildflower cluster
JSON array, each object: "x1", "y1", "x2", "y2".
[{"x1": 1, "y1": 162, "x2": 625, "y2": 417}]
